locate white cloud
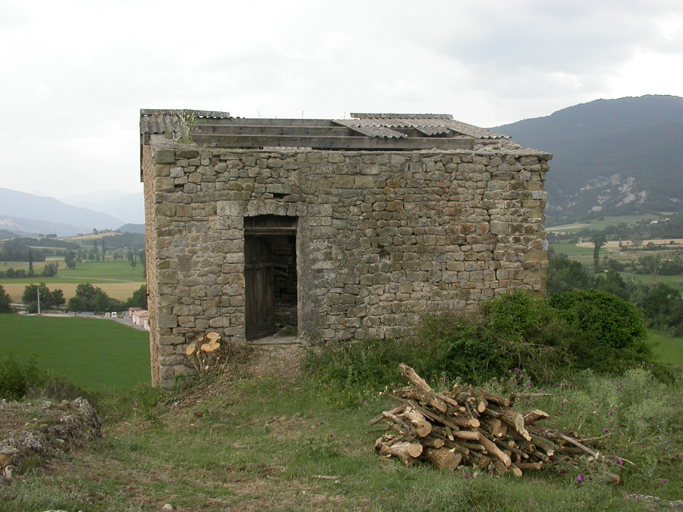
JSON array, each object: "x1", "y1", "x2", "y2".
[{"x1": 0, "y1": 0, "x2": 682, "y2": 197}]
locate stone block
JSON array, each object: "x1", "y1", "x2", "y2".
[{"x1": 154, "y1": 149, "x2": 176, "y2": 164}]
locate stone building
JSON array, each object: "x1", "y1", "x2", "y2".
[{"x1": 140, "y1": 110, "x2": 551, "y2": 387}]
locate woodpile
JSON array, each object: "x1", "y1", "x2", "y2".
[{"x1": 371, "y1": 364, "x2": 617, "y2": 479}]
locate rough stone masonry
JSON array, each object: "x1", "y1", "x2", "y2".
[{"x1": 141, "y1": 113, "x2": 551, "y2": 388}]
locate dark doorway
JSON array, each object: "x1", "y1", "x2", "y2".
[{"x1": 244, "y1": 216, "x2": 297, "y2": 340}]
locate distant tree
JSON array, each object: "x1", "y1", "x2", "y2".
[
  {"x1": 22, "y1": 283, "x2": 65, "y2": 313},
  {"x1": 66, "y1": 282, "x2": 121, "y2": 313},
  {"x1": 634, "y1": 283, "x2": 683, "y2": 335},
  {"x1": 593, "y1": 269, "x2": 630, "y2": 300},
  {"x1": 28, "y1": 250, "x2": 34, "y2": 276},
  {"x1": 64, "y1": 251, "x2": 77, "y2": 270},
  {"x1": 546, "y1": 256, "x2": 594, "y2": 296},
  {"x1": 42, "y1": 261, "x2": 59, "y2": 277},
  {"x1": 591, "y1": 232, "x2": 607, "y2": 270},
  {"x1": 124, "y1": 285, "x2": 147, "y2": 309},
  {"x1": 130, "y1": 259, "x2": 137, "y2": 270},
  {"x1": 0, "y1": 285, "x2": 12, "y2": 313},
  {"x1": 101, "y1": 238, "x2": 106, "y2": 258}
]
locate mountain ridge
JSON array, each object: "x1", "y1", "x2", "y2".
[
  {"x1": 493, "y1": 95, "x2": 683, "y2": 224},
  {"x1": 0, "y1": 189, "x2": 126, "y2": 237}
]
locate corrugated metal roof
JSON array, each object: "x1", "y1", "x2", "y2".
[
  {"x1": 140, "y1": 109, "x2": 231, "y2": 135},
  {"x1": 140, "y1": 109, "x2": 508, "y2": 150},
  {"x1": 347, "y1": 114, "x2": 508, "y2": 139},
  {"x1": 334, "y1": 119, "x2": 407, "y2": 139},
  {"x1": 351, "y1": 113, "x2": 454, "y2": 120}
]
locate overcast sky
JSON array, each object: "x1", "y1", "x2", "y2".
[{"x1": 1, "y1": 0, "x2": 682, "y2": 200}]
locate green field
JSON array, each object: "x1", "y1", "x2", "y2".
[
  {"x1": 649, "y1": 329, "x2": 683, "y2": 366},
  {"x1": 548, "y1": 214, "x2": 664, "y2": 232},
  {"x1": 626, "y1": 273, "x2": 683, "y2": 292},
  {"x1": 0, "y1": 259, "x2": 145, "y2": 284},
  {"x1": 0, "y1": 259, "x2": 145, "y2": 303},
  {"x1": 0, "y1": 315, "x2": 150, "y2": 391}
]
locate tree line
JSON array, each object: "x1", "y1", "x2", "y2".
[{"x1": 0, "y1": 283, "x2": 147, "y2": 315}]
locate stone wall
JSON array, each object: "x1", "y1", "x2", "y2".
[{"x1": 143, "y1": 136, "x2": 551, "y2": 387}]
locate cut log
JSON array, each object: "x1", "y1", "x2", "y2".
[
  {"x1": 200, "y1": 340, "x2": 220, "y2": 353},
  {"x1": 422, "y1": 437, "x2": 445, "y2": 449},
  {"x1": 515, "y1": 462, "x2": 543, "y2": 471},
  {"x1": 489, "y1": 419, "x2": 504, "y2": 438},
  {"x1": 524, "y1": 409, "x2": 550, "y2": 426},
  {"x1": 498, "y1": 408, "x2": 532, "y2": 442},
  {"x1": 483, "y1": 391, "x2": 511, "y2": 408},
  {"x1": 379, "y1": 441, "x2": 423, "y2": 466},
  {"x1": 530, "y1": 433, "x2": 559, "y2": 458},
  {"x1": 477, "y1": 455, "x2": 493, "y2": 469},
  {"x1": 399, "y1": 363, "x2": 434, "y2": 393},
  {"x1": 423, "y1": 448, "x2": 462, "y2": 471},
  {"x1": 206, "y1": 332, "x2": 221, "y2": 343},
  {"x1": 185, "y1": 344, "x2": 196, "y2": 356},
  {"x1": 478, "y1": 435, "x2": 512, "y2": 467},
  {"x1": 394, "y1": 387, "x2": 448, "y2": 414},
  {"x1": 554, "y1": 431, "x2": 600, "y2": 459},
  {"x1": 449, "y1": 415, "x2": 480, "y2": 429},
  {"x1": 452, "y1": 430, "x2": 480, "y2": 442},
  {"x1": 368, "y1": 406, "x2": 404, "y2": 427},
  {"x1": 400, "y1": 408, "x2": 432, "y2": 438}
]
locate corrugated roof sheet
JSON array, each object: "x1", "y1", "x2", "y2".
[
  {"x1": 348, "y1": 114, "x2": 508, "y2": 139},
  {"x1": 139, "y1": 110, "x2": 508, "y2": 150},
  {"x1": 334, "y1": 119, "x2": 407, "y2": 138},
  {"x1": 140, "y1": 109, "x2": 231, "y2": 135}
]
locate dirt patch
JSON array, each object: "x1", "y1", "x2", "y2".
[{"x1": 249, "y1": 342, "x2": 305, "y2": 381}]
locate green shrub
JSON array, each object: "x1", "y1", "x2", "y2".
[
  {"x1": 416, "y1": 292, "x2": 573, "y2": 384},
  {"x1": 0, "y1": 354, "x2": 46, "y2": 400},
  {"x1": 549, "y1": 289, "x2": 646, "y2": 349}
]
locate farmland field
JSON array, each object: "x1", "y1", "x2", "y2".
[
  {"x1": 547, "y1": 214, "x2": 664, "y2": 232},
  {"x1": 0, "y1": 259, "x2": 145, "y2": 302},
  {"x1": 0, "y1": 315, "x2": 150, "y2": 391}
]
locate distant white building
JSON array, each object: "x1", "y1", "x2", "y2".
[{"x1": 131, "y1": 309, "x2": 150, "y2": 331}]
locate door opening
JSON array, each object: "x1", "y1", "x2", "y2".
[{"x1": 244, "y1": 216, "x2": 298, "y2": 340}]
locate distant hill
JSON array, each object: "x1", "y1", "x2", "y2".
[
  {"x1": 493, "y1": 95, "x2": 683, "y2": 225},
  {"x1": 61, "y1": 191, "x2": 144, "y2": 225},
  {"x1": 118, "y1": 224, "x2": 146, "y2": 234},
  {"x1": 0, "y1": 228, "x2": 17, "y2": 240},
  {"x1": 0, "y1": 189, "x2": 124, "y2": 237}
]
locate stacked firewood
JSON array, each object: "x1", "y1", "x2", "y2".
[{"x1": 371, "y1": 364, "x2": 613, "y2": 479}]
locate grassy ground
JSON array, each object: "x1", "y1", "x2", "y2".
[
  {"x1": 648, "y1": 329, "x2": 683, "y2": 366},
  {"x1": 0, "y1": 315, "x2": 150, "y2": 391},
  {"x1": 1, "y1": 353, "x2": 682, "y2": 512}
]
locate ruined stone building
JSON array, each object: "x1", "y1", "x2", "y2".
[{"x1": 140, "y1": 110, "x2": 551, "y2": 387}]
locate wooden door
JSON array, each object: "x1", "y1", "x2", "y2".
[{"x1": 245, "y1": 236, "x2": 276, "y2": 340}]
